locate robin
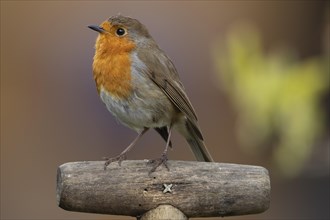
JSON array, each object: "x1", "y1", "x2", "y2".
[{"x1": 88, "y1": 15, "x2": 213, "y2": 172}]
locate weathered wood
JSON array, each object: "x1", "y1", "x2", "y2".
[
  {"x1": 139, "y1": 205, "x2": 187, "y2": 220},
  {"x1": 57, "y1": 160, "x2": 270, "y2": 218}
]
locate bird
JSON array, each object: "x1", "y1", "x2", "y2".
[{"x1": 88, "y1": 15, "x2": 213, "y2": 172}]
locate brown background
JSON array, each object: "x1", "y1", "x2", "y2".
[{"x1": 1, "y1": 1, "x2": 329, "y2": 220}]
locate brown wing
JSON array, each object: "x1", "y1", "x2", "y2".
[
  {"x1": 137, "y1": 48, "x2": 204, "y2": 140},
  {"x1": 137, "y1": 48, "x2": 198, "y2": 122}
]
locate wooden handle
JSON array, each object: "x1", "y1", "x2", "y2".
[
  {"x1": 57, "y1": 160, "x2": 270, "y2": 218},
  {"x1": 140, "y1": 205, "x2": 187, "y2": 220}
]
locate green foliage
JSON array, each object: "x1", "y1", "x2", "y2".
[{"x1": 214, "y1": 25, "x2": 329, "y2": 177}]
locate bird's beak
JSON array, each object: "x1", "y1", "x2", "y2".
[{"x1": 88, "y1": 25, "x2": 105, "y2": 33}]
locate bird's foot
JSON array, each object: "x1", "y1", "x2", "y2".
[
  {"x1": 103, "y1": 153, "x2": 127, "y2": 170},
  {"x1": 147, "y1": 153, "x2": 169, "y2": 174}
]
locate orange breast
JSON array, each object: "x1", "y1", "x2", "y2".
[{"x1": 92, "y1": 30, "x2": 136, "y2": 100}]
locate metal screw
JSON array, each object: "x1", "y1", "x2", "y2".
[{"x1": 163, "y1": 183, "x2": 173, "y2": 193}]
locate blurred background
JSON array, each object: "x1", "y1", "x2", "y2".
[{"x1": 1, "y1": 1, "x2": 329, "y2": 220}]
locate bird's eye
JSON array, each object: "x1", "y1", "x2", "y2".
[{"x1": 116, "y1": 28, "x2": 126, "y2": 36}]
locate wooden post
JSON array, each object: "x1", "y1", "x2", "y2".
[
  {"x1": 139, "y1": 205, "x2": 187, "y2": 220},
  {"x1": 57, "y1": 160, "x2": 270, "y2": 219}
]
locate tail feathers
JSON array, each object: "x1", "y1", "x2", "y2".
[
  {"x1": 187, "y1": 138, "x2": 213, "y2": 162},
  {"x1": 185, "y1": 119, "x2": 214, "y2": 162}
]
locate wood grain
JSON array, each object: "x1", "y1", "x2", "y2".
[{"x1": 57, "y1": 160, "x2": 270, "y2": 218}]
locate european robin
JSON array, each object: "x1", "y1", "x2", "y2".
[{"x1": 88, "y1": 15, "x2": 213, "y2": 172}]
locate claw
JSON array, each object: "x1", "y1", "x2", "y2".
[
  {"x1": 103, "y1": 153, "x2": 127, "y2": 170},
  {"x1": 102, "y1": 128, "x2": 149, "y2": 170},
  {"x1": 148, "y1": 153, "x2": 170, "y2": 174}
]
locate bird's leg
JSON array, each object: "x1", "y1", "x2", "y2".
[
  {"x1": 148, "y1": 125, "x2": 172, "y2": 174},
  {"x1": 104, "y1": 127, "x2": 149, "y2": 170}
]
